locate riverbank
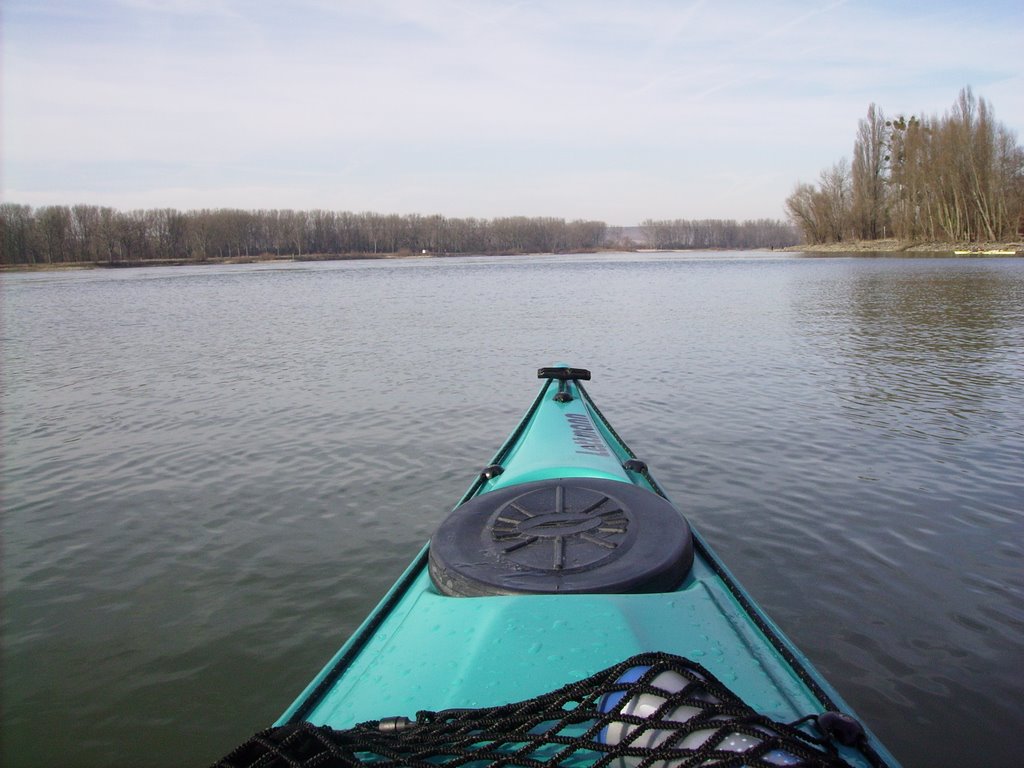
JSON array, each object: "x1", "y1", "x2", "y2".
[
  {"x1": 0, "y1": 248, "x2": 623, "y2": 272},
  {"x1": 0, "y1": 251, "x2": 431, "y2": 272},
  {"x1": 4, "y1": 242, "x2": 1022, "y2": 272},
  {"x1": 784, "y1": 238, "x2": 1022, "y2": 254}
]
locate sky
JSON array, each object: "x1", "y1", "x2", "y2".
[{"x1": 3, "y1": 0, "x2": 1022, "y2": 225}]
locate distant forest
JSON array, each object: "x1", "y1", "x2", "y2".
[
  {"x1": 638, "y1": 219, "x2": 798, "y2": 249},
  {"x1": 0, "y1": 203, "x2": 800, "y2": 266},
  {"x1": 787, "y1": 88, "x2": 1024, "y2": 244}
]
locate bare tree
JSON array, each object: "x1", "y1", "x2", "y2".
[
  {"x1": 1, "y1": 203, "x2": 37, "y2": 263},
  {"x1": 810, "y1": 88, "x2": 1022, "y2": 244},
  {"x1": 851, "y1": 104, "x2": 889, "y2": 239},
  {"x1": 785, "y1": 184, "x2": 828, "y2": 244}
]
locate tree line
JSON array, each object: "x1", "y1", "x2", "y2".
[
  {"x1": 786, "y1": 88, "x2": 1024, "y2": 244},
  {"x1": 1, "y1": 204, "x2": 802, "y2": 266},
  {"x1": 639, "y1": 218, "x2": 798, "y2": 249},
  {"x1": 0, "y1": 205, "x2": 606, "y2": 266},
  {"x1": 0, "y1": 207, "x2": 610, "y2": 265}
]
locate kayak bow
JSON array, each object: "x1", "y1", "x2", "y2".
[{"x1": 272, "y1": 366, "x2": 899, "y2": 767}]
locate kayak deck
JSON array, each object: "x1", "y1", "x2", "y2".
[
  {"x1": 281, "y1": 557, "x2": 830, "y2": 726},
  {"x1": 276, "y1": 368, "x2": 899, "y2": 768}
]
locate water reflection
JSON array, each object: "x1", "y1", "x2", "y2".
[
  {"x1": 797, "y1": 262, "x2": 1022, "y2": 443},
  {"x1": 783, "y1": 258, "x2": 1024, "y2": 767},
  {"x1": 3, "y1": 255, "x2": 1023, "y2": 768}
]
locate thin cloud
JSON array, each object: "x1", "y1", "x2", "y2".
[{"x1": 3, "y1": 0, "x2": 1022, "y2": 222}]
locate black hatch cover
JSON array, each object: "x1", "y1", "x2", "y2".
[{"x1": 428, "y1": 478, "x2": 694, "y2": 597}]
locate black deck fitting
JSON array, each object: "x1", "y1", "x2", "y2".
[{"x1": 538, "y1": 367, "x2": 592, "y2": 381}]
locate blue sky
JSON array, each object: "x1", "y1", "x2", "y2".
[{"x1": 3, "y1": 0, "x2": 1022, "y2": 224}]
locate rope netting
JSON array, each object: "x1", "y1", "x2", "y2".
[{"x1": 213, "y1": 652, "x2": 876, "y2": 768}]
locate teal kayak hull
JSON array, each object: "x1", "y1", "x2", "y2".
[{"x1": 277, "y1": 368, "x2": 900, "y2": 767}]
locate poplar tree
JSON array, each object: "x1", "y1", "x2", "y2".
[
  {"x1": 787, "y1": 88, "x2": 1023, "y2": 244},
  {"x1": 851, "y1": 104, "x2": 889, "y2": 240}
]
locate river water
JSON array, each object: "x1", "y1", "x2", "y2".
[{"x1": 2, "y1": 252, "x2": 1022, "y2": 767}]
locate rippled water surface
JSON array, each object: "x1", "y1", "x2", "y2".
[{"x1": 3, "y1": 253, "x2": 1023, "y2": 767}]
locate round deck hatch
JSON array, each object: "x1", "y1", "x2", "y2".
[{"x1": 429, "y1": 478, "x2": 694, "y2": 597}]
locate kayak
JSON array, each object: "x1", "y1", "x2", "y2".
[{"x1": 220, "y1": 366, "x2": 900, "y2": 767}]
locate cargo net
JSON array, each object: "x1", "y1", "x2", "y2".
[{"x1": 214, "y1": 653, "x2": 882, "y2": 768}]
